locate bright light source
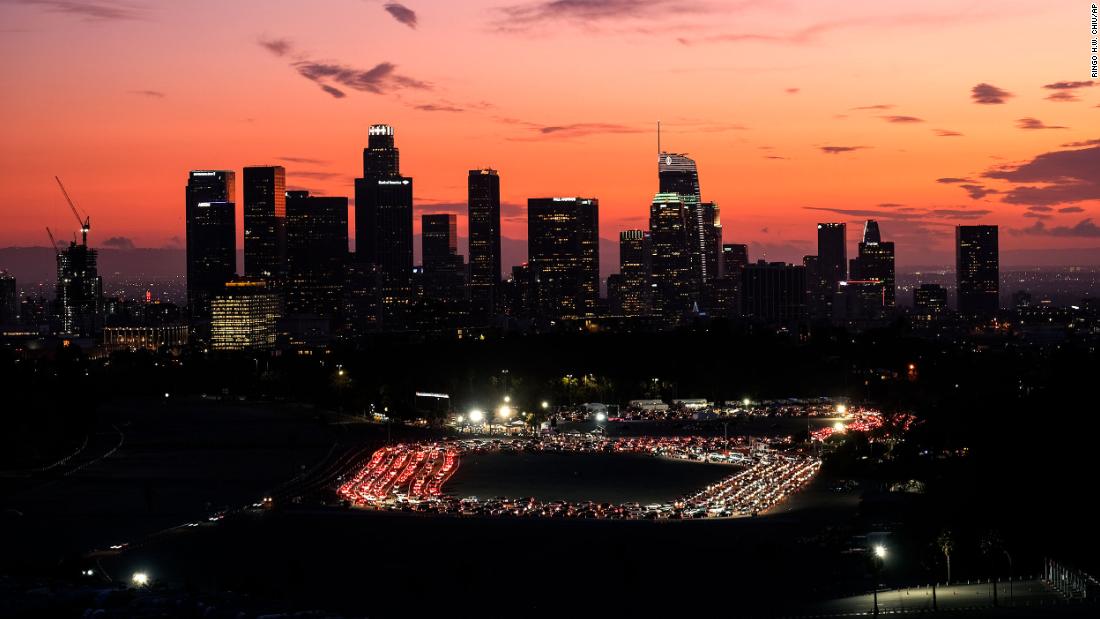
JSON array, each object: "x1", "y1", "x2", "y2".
[
  {"x1": 163, "y1": 392, "x2": 169, "y2": 398},
  {"x1": 456, "y1": 415, "x2": 465, "y2": 423},
  {"x1": 595, "y1": 412, "x2": 606, "y2": 422},
  {"x1": 908, "y1": 363, "x2": 916, "y2": 371},
  {"x1": 503, "y1": 395, "x2": 511, "y2": 403},
  {"x1": 836, "y1": 404, "x2": 848, "y2": 415},
  {"x1": 833, "y1": 422, "x2": 846, "y2": 432},
  {"x1": 742, "y1": 398, "x2": 751, "y2": 407},
  {"x1": 498, "y1": 405, "x2": 512, "y2": 420},
  {"x1": 469, "y1": 409, "x2": 484, "y2": 423},
  {"x1": 338, "y1": 369, "x2": 345, "y2": 376},
  {"x1": 131, "y1": 572, "x2": 149, "y2": 587},
  {"x1": 541, "y1": 401, "x2": 549, "y2": 409},
  {"x1": 874, "y1": 545, "x2": 887, "y2": 559}
]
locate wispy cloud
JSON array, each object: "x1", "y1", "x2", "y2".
[
  {"x1": 495, "y1": 0, "x2": 712, "y2": 31},
  {"x1": 882, "y1": 115, "x2": 923, "y2": 123},
  {"x1": 533, "y1": 123, "x2": 644, "y2": 138},
  {"x1": 1016, "y1": 117, "x2": 1067, "y2": 130},
  {"x1": 14, "y1": 0, "x2": 148, "y2": 21},
  {"x1": 820, "y1": 145, "x2": 867, "y2": 154},
  {"x1": 384, "y1": 3, "x2": 417, "y2": 29},
  {"x1": 278, "y1": 156, "x2": 330, "y2": 165},
  {"x1": 128, "y1": 89, "x2": 164, "y2": 98},
  {"x1": 851, "y1": 104, "x2": 894, "y2": 110},
  {"x1": 933, "y1": 129, "x2": 963, "y2": 137},
  {"x1": 415, "y1": 103, "x2": 464, "y2": 112},
  {"x1": 258, "y1": 37, "x2": 430, "y2": 98},
  {"x1": 971, "y1": 82, "x2": 1012, "y2": 104},
  {"x1": 102, "y1": 235, "x2": 135, "y2": 249},
  {"x1": 1042, "y1": 79, "x2": 1093, "y2": 101}
]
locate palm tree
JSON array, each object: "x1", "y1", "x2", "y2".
[
  {"x1": 937, "y1": 529, "x2": 955, "y2": 585},
  {"x1": 980, "y1": 530, "x2": 1003, "y2": 606}
]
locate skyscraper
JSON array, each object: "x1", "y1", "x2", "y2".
[
  {"x1": 913, "y1": 284, "x2": 948, "y2": 321},
  {"x1": 243, "y1": 166, "x2": 286, "y2": 280},
  {"x1": 618, "y1": 230, "x2": 651, "y2": 316},
  {"x1": 850, "y1": 219, "x2": 896, "y2": 308},
  {"x1": 956, "y1": 225, "x2": 999, "y2": 318},
  {"x1": 0, "y1": 271, "x2": 16, "y2": 327},
  {"x1": 648, "y1": 193, "x2": 694, "y2": 318},
  {"x1": 185, "y1": 170, "x2": 236, "y2": 323},
  {"x1": 658, "y1": 152, "x2": 701, "y2": 200},
  {"x1": 721, "y1": 244, "x2": 749, "y2": 278},
  {"x1": 817, "y1": 223, "x2": 847, "y2": 291},
  {"x1": 55, "y1": 241, "x2": 103, "y2": 337},
  {"x1": 741, "y1": 260, "x2": 808, "y2": 326},
  {"x1": 468, "y1": 168, "x2": 501, "y2": 322},
  {"x1": 421, "y1": 213, "x2": 466, "y2": 324},
  {"x1": 354, "y1": 124, "x2": 413, "y2": 328},
  {"x1": 527, "y1": 197, "x2": 599, "y2": 319},
  {"x1": 285, "y1": 190, "x2": 348, "y2": 319}
]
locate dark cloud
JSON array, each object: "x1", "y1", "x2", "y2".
[
  {"x1": 1028, "y1": 205, "x2": 1054, "y2": 212},
  {"x1": 1023, "y1": 212, "x2": 1051, "y2": 219},
  {"x1": 1059, "y1": 206, "x2": 1085, "y2": 213},
  {"x1": 15, "y1": 0, "x2": 147, "y2": 21},
  {"x1": 882, "y1": 115, "x2": 923, "y2": 123},
  {"x1": 128, "y1": 89, "x2": 164, "y2": 98},
  {"x1": 496, "y1": 0, "x2": 707, "y2": 30},
  {"x1": 971, "y1": 83, "x2": 1012, "y2": 104},
  {"x1": 1042, "y1": 80, "x2": 1094, "y2": 90},
  {"x1": 1012, "y1": 218, "x2": 1100, "y2": 237},
  {"x1": 258, "y1": 37, "x2": 292, "y2": 57},
  {"x1": 764, "y1": 155, "x2": 788, "y2": 160},
  {"x1": 936, "y1": 177, "x2": 975, "y2": 184},
  {"x1": 258, "y1": 37, "x2": 429, "y2": 98},
  {"x1": 415, "y1": 103, "x2": 464, "y2": 112},
  {"x1": 852, "y1": 104, "x2": 894, "y2": 110},
  {"x1": 982, "y1": 144, "x2": 1100, "y2": 206},
  {"x1": 1017, "y1": 117, "x2": 1067, "y2": 130},
  {"x1": 103, "y1": 236, "x2": 135, "y2": 249},
  {"x1": 877, "y1": 203, "x2": 904, "y2": 208},
  {"x1": 1060, "y1": 138, "x2": 1100, "y2": 147},
  {"x1": 384, "y1": 3, "x2": 417, "y2": 29},
  {"x1": 933, "y1": 129, "x2": 963, "y2": 137},
  {"x1": 820, "y1": 146, "x2": 867, "y2": 154},
  {"x1": 959, "y1": 184, "x2": 998, "y2": 199},
  {"x1": 1045, "y1": 91, "x2": 1078, "y2": 102}
]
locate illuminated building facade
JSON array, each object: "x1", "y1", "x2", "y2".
[
  {"x1": 527, "y1": 197, "x2": 600, "y2": 319},
  {"x1": 617, "y1": 229, "x2": 651, "y2": 316},
  {"x1": 468, "y1": 168, "x2": 501, "y2": 322},
  {"x1": 913, "y1": 283, "x2": 948, "y2": 321},
  {"x1": 211, "y1": 279, "x2": 279, "y2": 351},
  {"x1": 648, "y1": 193, "x2": 693, "y2": 318},
  {"x1": 55, "y1": 241, "x2": 103, "y2": 337},
  {"x1": 102, "y1": 325, "x2": 188, "y2": 352}
]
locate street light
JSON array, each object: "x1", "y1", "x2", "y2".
[
  {"x1": 874, "y1": 545, "x2": 887, "y2": 559},
  {"x1": 498, "y1": 405, "x2": 512, "y2": 420},
  {"x1": 595, "y1": 412, "x2": 606, "y2": 422},
  {"x1": 742, "y1": 398, "x2": 751, "y2": 407},
  {"x1": 541, "y1": 401, "x2": 549, "y2": 409},
  {"x1": 131, "y1": 571, "x2": 150, "y2": 587},
  {"x1": 469, "y1": 409, "x2": 484, "y2": 423},
  {"x1": 836, "y1": 403, "x2": 848, "y2": 415},
  {"x1": 870, "y1": 545, "x2": 887, "y2": 615},
  {"x1": 503, "y1": 395, "x2": 511, "y2": 403}
]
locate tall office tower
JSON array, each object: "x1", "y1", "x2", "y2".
[
  {"x1": 0, "y1": 271, "x2": 16, "y2": 327},
  {"x1": 956, "y1": 225, "x2": 999, "y2": 318},
  {"x1": 648, "y1": 193, "x2": 694, "y2": 318},
  {"x1": 243, "y1": 166, "x2": 286, "y2": 280},
  {"x1": 285, "y1": 190, "x2": 348, "y2": 319},
  {"x1": 210, "y1": 279, "x2": 279, "y2": 351},
  {"x1": 618, "y1": 229, "x2": 651, "y2": 316},
  {"x1": 741, "y1": 260, "x2": 808, "y2": 326},
  {"x1": 688, "y1": 201, "x2": 722, "y2": 284},
  {"x1": 850, "y1": 219, "x2": 896, "y2": 308},
  {"x1": 722, "y1": 244, "x2": 749, "y2": 278},
  {"x1": 468, "y1": 168, "x2": 501, "y2": 322},
  {"x1": 658, "y1": 152, "x2": 701, "y2": 201},
  {"x1": 817, "y1": 223, "x2": 847, "y2": 291},
  {"x1": 421, "y1": 213, "x2": 467, "y2": 324},
  {"x1": 185, "y1": 170, "x2": 236, "y2": 322},
  {"x1": 55, "y1": 241, "x2": 103, "y2": 337},
  {"x1": 527, "y1": 197, "x2": 600, "y2": 319},
  {"x1": 913, "y1": 283, "x2": 948, "y2": 321},
  {"x1": 354, "y1": 124, "x2": 413, "y2": 328}
]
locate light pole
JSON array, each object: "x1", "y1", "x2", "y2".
[
  {"x1": 469, "y1": 409, "x2": 485, "y2": 435},
  {"x1": 871, "y1": 544, "x2": 887, "y2": 616}
]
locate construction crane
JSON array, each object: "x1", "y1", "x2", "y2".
[
  {"x1": 54, "y1": 176, "x2": 90, "y2": 246},
  {"x1": 45, "y1": 226, "x2": 58, "y2": 251}
]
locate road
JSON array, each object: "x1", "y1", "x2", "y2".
[{"x1": 802, "y1": 579, "x2": 1073, "y2": 616}]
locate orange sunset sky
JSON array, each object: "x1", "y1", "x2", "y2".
[{"x1": 1, "y1": 0, "x2": 1098, "y2": 269}]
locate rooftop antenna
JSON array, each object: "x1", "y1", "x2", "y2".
[{"x1": 657, "y1": 120, "x2": 661, "y2": 157}]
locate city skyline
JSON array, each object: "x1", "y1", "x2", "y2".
[{"x1": 2, "y1": 1, "x2": 1099, "y2": 267}]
